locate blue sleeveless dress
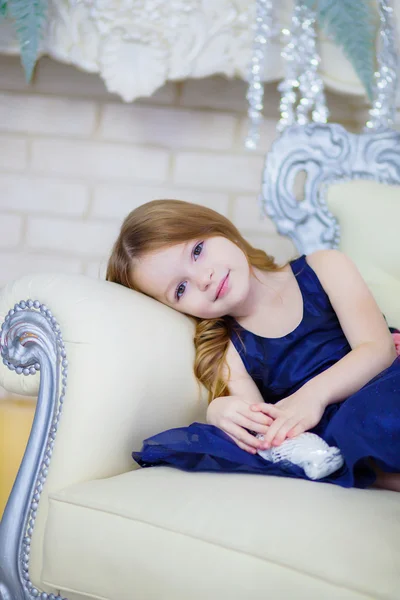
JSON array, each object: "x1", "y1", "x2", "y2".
[{"x1": 132, "y1": 255, "x2": 400, "y2": 488}]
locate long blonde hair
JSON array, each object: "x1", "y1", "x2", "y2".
[{"x1": 106, "y1": 199, "x2": 285, "y2": 403}]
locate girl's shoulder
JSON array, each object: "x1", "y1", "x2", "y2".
[
  {"x1": 305, "y1": 249, "x2": 353, "y2": 293},
  {"x1": 304, "y1": 250, "x2": 391, "y2": 353},
  {"x1": 305, "y1": 248, "x2": 347, "y2": 268}
]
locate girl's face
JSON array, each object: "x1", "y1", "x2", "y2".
[{"x1": 132, "y1": 236, "x2": 251, "y2": 318}]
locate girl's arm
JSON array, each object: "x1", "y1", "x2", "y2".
[
  {"x1": 302, "y1": 249, "x2": 397, "y2": 406},
  {"x1": 206, "y1": 341, "x2": 270, "y2": 453},
  {"x1": 253, "y1": 249, "x2": 397, "y2": 448}
]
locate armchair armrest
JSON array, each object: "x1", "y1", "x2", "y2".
[{"x1": 0, "y1": 273, "x2": 207, "y2": 592}]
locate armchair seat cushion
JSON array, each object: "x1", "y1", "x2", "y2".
[{"x1": 42, "y1": 468, "x2": 400, "y2": 600}]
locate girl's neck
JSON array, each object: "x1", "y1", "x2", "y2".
[{"x1": 229, "y1": 266, "x2": 289, "y2": 320}]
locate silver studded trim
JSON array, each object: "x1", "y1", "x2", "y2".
[{"x1": 0, "y1": 300, "x2": 68, "y2": 600}]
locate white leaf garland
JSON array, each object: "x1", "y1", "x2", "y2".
[{"x1": 99, "y1": 32, "x2": 168, "y2": 101}]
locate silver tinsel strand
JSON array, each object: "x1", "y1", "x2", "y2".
[
  {"x1": 245, "y1": 0, "x2": 275, "y2": 150},
  {"x1": 365, "y1": 0, "x2": 398, "y2": 131},
  {"x1": 278, "y1": 1, "x2": 329, "y2": 132}
]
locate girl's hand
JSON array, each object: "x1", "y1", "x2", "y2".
[
  {"x1": 250, "y1": 390, "x2": 326, "y2": 449},
  {"x1": 207, "y1": 395, "x2": 274, "y2": 454}
]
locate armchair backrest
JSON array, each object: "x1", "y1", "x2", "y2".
[
  {"x1": 326, "y1": 179, "x2": 400, "y2": 327},
  {"x1": 261, "y1": 122, "x2": 400, "y2": 327}
]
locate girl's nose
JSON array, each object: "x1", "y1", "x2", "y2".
[{"x1": 197, "y1": 268, "x2": 214, "y2": 291}]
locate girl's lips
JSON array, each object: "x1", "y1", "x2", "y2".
[{"x1": 215, "y1": 271, "x2": 230, "y2": 300}]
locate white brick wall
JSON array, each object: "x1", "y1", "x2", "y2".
[
  {"x1": 26, "y1": 217, "x2": 120, "y2": 256},
  {"x1": 0, "y1": 214, "x2": 23, "y2": 247},
  {"x1": 0, "y1": 252, "x2": 82, "y2": 283},
  {"x1": 0, "y1": 55, "x2": 358, "y2": 290},
  {"x1": 0, "y1": 136, "x2": 28, "y2": 171},
  {"x1": 232, "y1": 195, "x2": 277, "y2": 234},
  {"x1": 0, "y1": 175, "x2": 89, "y2": 215},
  {"x1": 0, "y1": 93, "x2": 97, "y2": 137},
  {"x1": 100, "y1": 105, "x2": 237, "y2": 150},
  {"x1": 173, "y1": 153, "x2": 265, "y2": 192},
  {"x1": 31, "y1": 139, "x2": 169, "y2": 181},
  {"x1": 92, "y1": 184, "x2": 229, "y2": 219}
]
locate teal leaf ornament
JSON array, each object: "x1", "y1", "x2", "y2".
[
  {"x1": 301, "y1": 0, "x2": 378, "y2": 100},
  {"x1": 318, "y1": 0, "x2": 378, "y2": 99},
  {"x1": 7, "y1": 0, "x2": 48, "y2": 82},
  {"x1": 0, "y1": 0, "x2": 8, "y2": 20}
]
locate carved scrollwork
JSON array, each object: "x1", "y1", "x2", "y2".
[
  {"x1": 0, "y1": 301, "x2": 68, "y2": 600},
  {"x1": 260, "y1": 122, "x2": 400, "y2": 254}
]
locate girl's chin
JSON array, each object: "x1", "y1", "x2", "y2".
[{"x1": 195, "y1": 309, "x2": 227, "y2": 319}]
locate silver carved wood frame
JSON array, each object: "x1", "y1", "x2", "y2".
[
  {"x1": 0, "y1": 303, "x2": 68, "y2": 600},
  {"x1": 260, "y1": 122, "x2": 400, "y2": 255}
]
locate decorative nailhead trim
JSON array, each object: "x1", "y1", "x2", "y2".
[{"x1": 0, "y1": 300, "x2": 68, "y2": 600}]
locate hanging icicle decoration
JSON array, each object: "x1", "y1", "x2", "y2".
[
  {"x1": 278, "y1": 1, "x2": 329, "y2": 132},
  {"x1": 365, "y1": 0, "x2": 398, "y2": 131},
  {"x1": 245, "y1": 0, "x2": 275, "y2": 150}
]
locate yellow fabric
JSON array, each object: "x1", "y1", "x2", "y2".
[
  {"x1": 44, "y1": 468, "x2": 399, "y2": 600},
  {"x1": 0, "y1": 397, "x2": 35, "y2": 518}
]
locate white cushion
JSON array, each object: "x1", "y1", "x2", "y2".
[
  {"x1": 326, "y1": 179, "x2": 400, "y2": 327},
  {"x1": 42, "y1": 468, "x2": 400, "y2": 600},
  {"x1": 0, "y1": 274, "x2": 208, "y2": 587}
]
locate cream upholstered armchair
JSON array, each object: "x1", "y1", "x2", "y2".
[{"x1": 0, "y1": 123, "x2": 400, "y2": 600}]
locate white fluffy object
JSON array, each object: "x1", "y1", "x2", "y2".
[{"x1": 257, "y1": 432, "x2": 344, "y2": 480}]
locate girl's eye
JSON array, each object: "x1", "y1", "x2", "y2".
[
  {"x1": 175, "y1": 281, "x2": 187, "y2": 301},
  {"x1": 175, "y1": 242, "x2": 203, "y2": 301},
  {"x1": 193, "y1": 241, "x2": 203, "y2": 260}
]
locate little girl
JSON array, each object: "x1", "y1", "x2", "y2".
[{"x1": 106, "y1": 199, "x2": 400, "y2": 491}]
